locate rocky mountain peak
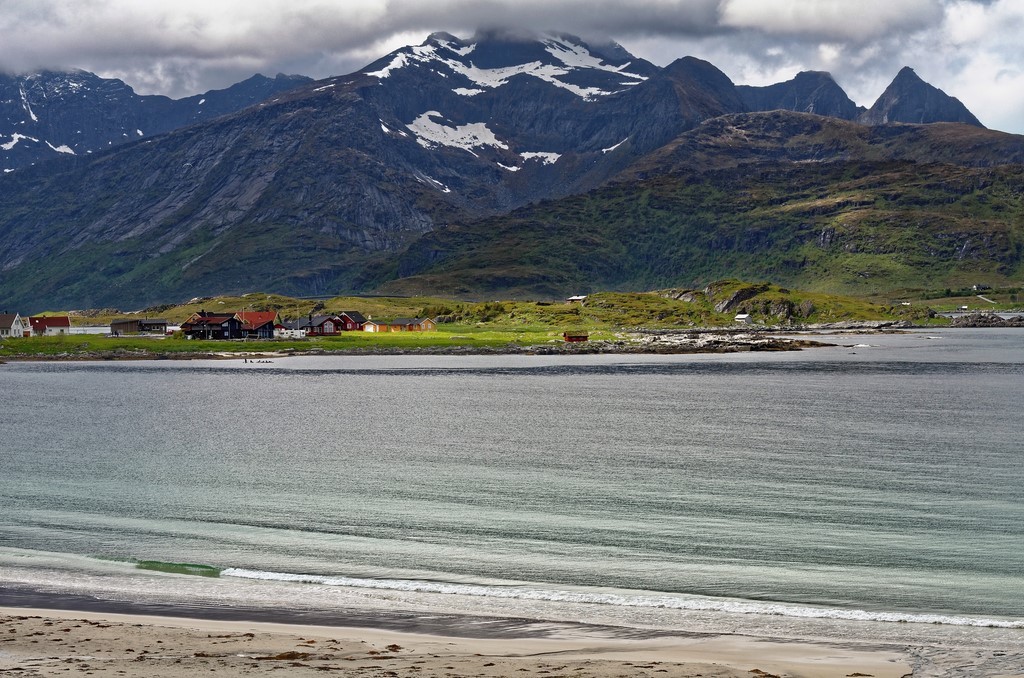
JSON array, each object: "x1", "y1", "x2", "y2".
[
  {"x1": 737, "y1": 70, "x2": 863, "y2": 120},
  {"x1": 859, "y1": 66, "x2": 983, "y2": 127}
]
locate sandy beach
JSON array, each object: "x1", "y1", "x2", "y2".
[{"x1": 0, "y1": 607, "x2": 913, "y2": 677}]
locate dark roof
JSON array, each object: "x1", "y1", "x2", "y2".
[
  {"x1": 304, "y1": 314, "x2": 340, "y2": 327},
  {"x1": 339, "y1": 311, "x2": 367, "y2": 323},
  {"x1": 0, "y1": 313, "x2": 22, "y2": 329},
  {"x1": 184, "y1": 315, "x2": 237, "y2": 327}
]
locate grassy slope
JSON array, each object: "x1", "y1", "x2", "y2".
[{"x1": 382, "y1": 160, "x2": 1024, "y2": 299}]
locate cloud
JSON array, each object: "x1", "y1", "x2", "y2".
[
  {"x1": 719, "y1": 0, "x2": 944, "y2": 42},
  {"x1": 0, "y1": 0, "x2": 1021, "y2": 133}
]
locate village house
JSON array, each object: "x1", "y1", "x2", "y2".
[
  {"x1": 0, "y1": 313, "x2": 28, "y2": 338},
  {"x1": 364, "y1": 317, "x2": 437, "y2": 332},
  {"x1": 391, "y1": 317, "x2": 437, "y2": 331},
  {"x1": 300, "y1": 311, "x2": 368, "y2": 335},
  {"x1": 302, "y1": 314, "x2": 343, "y2": 336},
  {"x1": 338, "y1": 311, "x2": 367, "y2": 331},
  {"x1": 29, "y1": 315, "x2": 71, "y2": 336},
  {"x1": 110, "y1": 318, "x2": 170, "y2": 336},
  {"x1": 238, "y1": 310, "x2": 279, "y2": 339},
  {"x1": 180, "y1": 311, "x2": 244, "y2": 340}
]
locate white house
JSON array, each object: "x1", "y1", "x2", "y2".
[
  {"x1": 734, "y1": 313, "x2": 752, "y2": 324},
  {"x1": 0, "y1": 313, "x2": 27, "y2": 338}
]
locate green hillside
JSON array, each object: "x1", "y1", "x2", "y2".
[{"x1": 383, "y1": 159, "x2": 1024, "y2": 298}]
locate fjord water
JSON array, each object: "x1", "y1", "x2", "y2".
[{"x1": 1, "y1": 330, "x2": 1022, "y2": 646}]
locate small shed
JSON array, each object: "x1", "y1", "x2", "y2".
[
  {"x1": 734, "y1": 313, "x2": 752, "y2": 324},
  {"x1": 563, "y1": 331, "x2": 589, "y2": 342}
]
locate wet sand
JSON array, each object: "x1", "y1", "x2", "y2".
[{"x1": 0, "y1": 607, "x2": 911, "y2": 677}]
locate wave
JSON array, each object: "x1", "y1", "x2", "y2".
[{"x1": 221, "y1": 568, "x2": 1024, "y2": 629}]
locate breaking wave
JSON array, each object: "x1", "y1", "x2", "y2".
[{"x1": 221, "y1": 568, "x2": 1024, "y2": 629}]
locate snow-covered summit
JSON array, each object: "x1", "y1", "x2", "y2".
[{"x1": 363, "y1": 30, "x2": 655, "y2": 101}]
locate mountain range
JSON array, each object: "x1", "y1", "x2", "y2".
[
  {"x1": 0, "y1": 30, "x2": 1018, "y2": 311},
  {"x1": 1, "y1": 71, "x2": 311, "y2": 171}
]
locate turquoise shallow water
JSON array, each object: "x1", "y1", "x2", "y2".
[{"x1": 1, "y1": 329, "x2": 1023, "y2": 645}]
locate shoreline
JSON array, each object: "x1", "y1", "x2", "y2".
[
  {"x1": 0, "y1": 604, "x2": 913, "y2": 678},
  {"x1": 0, "y1": 331, "x2": 844, "y2": 362}
]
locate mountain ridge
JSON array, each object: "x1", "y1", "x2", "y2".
[{"x1": 0, "y1": 30, "x2": 1013, "y2": 311}]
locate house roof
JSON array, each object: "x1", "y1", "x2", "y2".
[
  {"x1": 238, "y1": 311, "x2": 279, "y2": 329},
  {"x1": 391, "y1": 317, "x2": 428, "y2": 325},
  {"x1": 304, "y1": 314, "x2": 343, "y2": 327},
  {"x1": 0, "y1": 313, "x2": 22, "y2": 329},
  {"x1": 29, "y1": 315, "x2": 71, "y2": 329},
  {"x1": 339, "y1": 311, "x2": 367, "y2": 323}
]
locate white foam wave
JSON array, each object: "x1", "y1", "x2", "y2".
[{"x1": 220, "y1": 568, "x2": 1024, "y2": 629}]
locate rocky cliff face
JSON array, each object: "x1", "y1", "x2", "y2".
[
  {"x1": 859, "y1": 67, "x2": 983, "y2": 127},
  {"x1": 0, "y1": 71, "x2": 311, "y2": 171}
]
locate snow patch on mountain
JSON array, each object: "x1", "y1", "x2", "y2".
[
  {"x1": 521, "y1": 152, "x2": 561, "y2": 164},
  {"x1": 366, "y1": 53, "x2": 412, "y2": 79},
  {"x1": 454, "y1": 88, "x2": 485, "y2": 96},
  {"x1": 407, "y1": 111, "x2": 508, "y2": 155},
  {"x1": 45, "y1": 141, "x2": 75, "y2": 154},
  {"x1": 1, "y1": 133, "x2": 39, "y2": 151},
  {"x1": 416, "y1": 173, "x2": 452, "y2": 193},
  {"x1": 380, "y1": 121, "x2": 409, "y2": 138},
  {"x1": 602, "y1": 138, "x2": 628, "y2": 153},
  {"x1": 19, "y1": 86, "x2": 38, "y2": 122},
  {"x1": 543, "y1": 38, "x2": 646, "y2": 80}
]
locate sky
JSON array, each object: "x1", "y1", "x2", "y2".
[{"x1": 1, "y1": 0, "x2": 1022, "y2": 134}]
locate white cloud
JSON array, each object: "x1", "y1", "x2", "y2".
[{"x1": 720, "y1": 0, "x2": 944, "y2": 42}]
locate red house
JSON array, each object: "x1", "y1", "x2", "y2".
[
  {"x1": 338, "y1": 311, "x2": 367, "y2": 331},
  {"x1": 29, "y1": 315, "x2": 72, "y2": 336},
  {"x1": 302, "y1": 314, "x2": 343, "y2": 336}
]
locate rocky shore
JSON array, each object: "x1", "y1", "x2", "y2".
[{"x1": 949, "y1": 312, "x2": 1024, "y2": 327}]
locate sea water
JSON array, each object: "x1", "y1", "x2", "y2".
[{"x1": 1, "y1": 329, "x2": 1022, "y2": 663}]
